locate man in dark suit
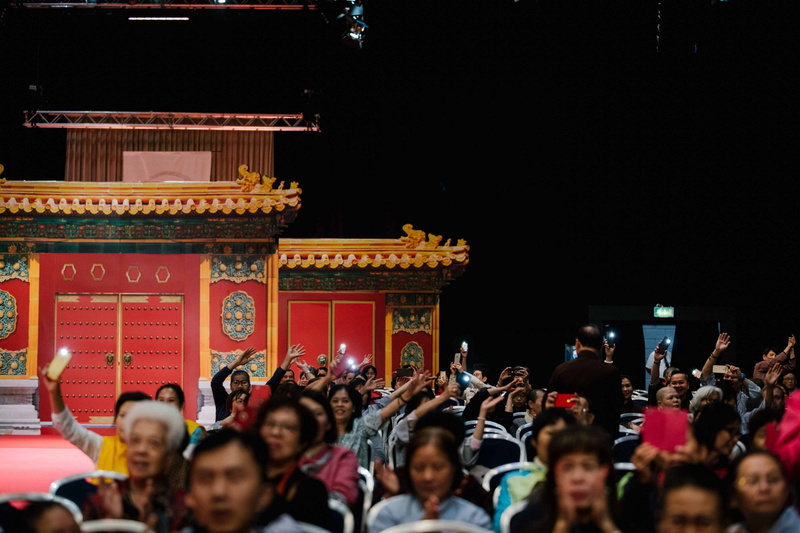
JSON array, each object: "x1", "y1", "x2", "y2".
[{"x1": 547, "y1": 323, "x2": 623, "y2": 441}]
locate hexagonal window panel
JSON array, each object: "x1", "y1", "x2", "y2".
[
  {"x1": 61, "y1": 264, "x2": 76, "y2": 281},
  {"x1": 126, "y1": 265, "x2": 142, "y2": 283},
  {"x1": 155, "y1": 266, "x2": 171, "y2": 284}
]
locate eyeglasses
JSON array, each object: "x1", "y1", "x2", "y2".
[
  {"x1": 737, "y1": 474, "x2": 784, "y2": 488},
  {"x1": 232, "y1": 380, "x2": 249, "y2": 386},
  {"x1": 263, "y1": 420, "x2": 300, "y2": 433}
]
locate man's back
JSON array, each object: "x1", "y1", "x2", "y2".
[{"x1": 547, "y1": 351, "x2": 622, "y2": 439}]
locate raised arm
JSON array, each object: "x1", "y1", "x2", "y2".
[
  {"x1": 378, "y1": 370, "x2": 432, "y2": 423},
  {"x1": 701, "y1": 332, "x2": 731, "y2": 380}
]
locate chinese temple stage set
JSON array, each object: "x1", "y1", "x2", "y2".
[{"x1": 0, "y1": 179, "x2": 469, "y2": 433}]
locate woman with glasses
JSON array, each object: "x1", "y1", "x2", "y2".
[
  {"x1": 727, "y1": 449, "x2": 800, "y2": 532},
  {"x1": 253, "y1": 396, "x2": 331, "y2": 531},
  {"x1": 691, "y1": 401, "x2": 742, "y2": 479}
]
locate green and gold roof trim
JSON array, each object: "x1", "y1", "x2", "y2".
[
  {"x1": 278, "y1": 224, "x2": 469, "y2": 271},
  {"x1": 0, "y1": 179, "x2": 301, "y2": 217}
]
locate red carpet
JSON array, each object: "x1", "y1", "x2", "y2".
[{"x1": 0, "y1": 435, "x2": 95, "y2": 495}]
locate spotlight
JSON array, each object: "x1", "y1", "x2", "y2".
[
  {"x1": 341, "y1": 1, "x2": 367, "y2": 48},
  {"x1": 314, "y1": 0, "x2": 367, "y2": 48}
]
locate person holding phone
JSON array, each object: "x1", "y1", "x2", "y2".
[{"x1": 546, "y1": 324, "x2": 623, "y2": 441}]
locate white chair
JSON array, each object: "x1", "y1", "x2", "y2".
[
  {"x1": 515, "y1": 421, "x2": 534, "y2": 441},
  {"x1": 328, "y1": 497, "x2": 355, "y2": 533},
  {"x1": 464, "y1": 419, "x2": 508, "y2": 436},
  {"x1": 356, "y1": 466, "x2": 375, "y2": 533},
  {"x1": 0, "y1": 492, "x2": 83, "y2": 527},
  {"x1": 449, "y1": 405, "x2": 465, "y2": 416},
  {"x1": 80, "y1": 518, "x2": 153, "y2": 532},
  {"x1": 498, "y1": 500, "x2": 528, "y2": 533},
  {"x1": 480, "y1": 461, "x2": 535, "y2": 509},
  {"x1": 49, "y1": 469, "x2": 128, "y2": 509},
  {"x1": 381, "y1": 519, "x2": 494, "y2": 533}
]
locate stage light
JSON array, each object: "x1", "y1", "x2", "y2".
[{"x1": 314, "y1": 0, "x2": 367, "y2": 48}]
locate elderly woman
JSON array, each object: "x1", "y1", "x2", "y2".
[
  {"x1": 82, "y1": 400, "x2": 189, "y2": 531},
  {"x1": 689, "y1": 385, "x2": 723, "y2": 421},
  {"x1": 727, "y1": 449, "x2": 800, "y2": 532}
]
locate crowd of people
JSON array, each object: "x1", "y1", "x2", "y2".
[{"x1": 6, "y1": 323, "x2": 800, "y2": 533}]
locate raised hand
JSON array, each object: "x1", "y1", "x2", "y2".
[
  {"x1": 232, "y1": 347, "x2": 258, "y2": 368},
  {"x1": 287, "y1": 344, "x2": 306, "y2": 360},
  {"x1": 715, "y1": 332, "x2": 731, "y2": 354},
  {"x1": 358, "y1": 353, "x2": 373, "y2": 367},
  {"x1": 296, "y1": 359, "x2": 311, "y2": 374}
]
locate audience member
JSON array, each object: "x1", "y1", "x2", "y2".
[
  {"x1": 524, "y1": 388, "x2": 547, "y2": 424},
  {"x1": 546, "y1": 323, "x2": 623, "y2": 441},
  {"x1": 182, "y1": 428, "x2": 302, "y2": 533},
  {"x1": 368, "y1": 426, "x2": 493, "y2": 532},
  {"x1": 82, "y1": 400, "x2": 188, "y2": 531},
  {"x1": 655, "y1": 463, "x2": 728, "y2": 533},
  {"x1": 493, "y1": 407, "x2": 576, "y2": 531},
  {"x1": 511, "y1": 424, "x2": 621, "y2": 533},
  {"x1": 656, "y1": 386, "x2": 682, "y2": 410},
  {"x1": 691, "y1": 401, "x2": 742, "y2": 479},
  {"x1": 156, "y1": 383, "x2": 207, "y2": 451},
  {"x1": 297, "y1": 388, "x2": 361, "y2": 510},
  {"x1": 41, "y1": 361, "x2": 150, "y2": 476},
  {"x1": 727, "y1": 449, "x2": 800, "y2": 532},
  {"x1": 782, "y1": 372, "x2": 797, "y2": 396},
  {"x1": 219, "y1": 389, "x2": 250, "y2": 430},
  {"x1": 620, "y1": 374, "x2": 644, "y2": 414},
  {"x1": 253, "y1": 397, "x2": 330, "y2": 530},
  {"x1": 10, "y1": 500, "x2": 82, "y2": 533},
  {"x1": 689, "y1": 385, "x2": 722, "y2": 421},
  {"x1": 752, "y1": 335, "x2": 796, "y2": 382}
]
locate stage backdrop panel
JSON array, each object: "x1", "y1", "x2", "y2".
[{"x1": 123, "y1": 151, "x2": 212, "y2": 182}]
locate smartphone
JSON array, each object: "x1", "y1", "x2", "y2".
[
  {"x1": 712, "y1": 364, "x2": 728, "y2": 375},
  {"x1": 605, "y1": 331, "x2": 616, "y2": 348},
  {"x1": 656, "y1": 336, "x2": 671, "y2": 354},
  {"x1": 47, "y1": 348, "x2": 72, "y2": 380},
  {"x1": 641, "y1": 407, "x2": 688, "y2": 452},
  {"x1": 396, "y1": 368, "x2": 414, "y2": 378},
  {"x1": 453, "y1": 352, "x2": 461, "y2": 366},
  {"x1": 554, "y1": 393, "x2": 578, "y2": 408}
]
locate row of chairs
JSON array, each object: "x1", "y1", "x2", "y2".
[{"x1": 35, "y1": 466, "x2": 376, "y2": 533}]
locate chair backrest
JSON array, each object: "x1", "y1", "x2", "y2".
[
  {"x1": 480, "y1": 461, "x2": 535, "y2": 495},
  {"x1": 464, "y1": 419, "x2": 508, "y2": 435},
  {"x1": 449, "y1": 405, "x2": 466, "y2": 417},
  {"x1": 365, "y1": 497, "x2": 393, "y2": 533},
  {"x1": 80, "y1": 518, "x2": 153, "y2": 532},
  {"x1": 328, "y1": 497, "x2": 355, "y2": 533},
  {"x1": 381, "y1": 519, "x2": 494, "y2": 533},
  {"x1": 475, "y1": 433, "x2": 526, "y2": 469},
  {"x1": 0, "y1": 492, "x2": 83, "y2": 530},
  {"x1": 356, "y1": 466, "x2": 375, "y2": 533},
  {"x1": 515, "y1": 421, "x2": 534, "y2": 441},
  {"x1": 612, "y1": 434, "x2": 641, "y2": 465},
  {"x1": 49, "y1": 469, "x2": 128, "y2": 509},
  {"x1": 499, "y1": 500, "x2": 528, "y2": 533},
  {"x1": 517, "y1": 428, "x2": 536, "y2": 462}
]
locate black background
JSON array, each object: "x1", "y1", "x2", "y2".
[{"x1": 1, "y1": 0, "x2": 799, "y2": 387}]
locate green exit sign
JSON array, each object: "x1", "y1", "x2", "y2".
[{"x1": 654, "y1": 306, "x2": 675, "y2": 318}]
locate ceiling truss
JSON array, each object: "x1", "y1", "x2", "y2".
[
  {"x1": 10, "y1": 0, "x2": 314, "y2": 9},
  {"x1": 23, "y1": 111, "x2": 320, "y2": 132}
]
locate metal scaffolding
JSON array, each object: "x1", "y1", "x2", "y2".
[
  {"x1": 11, "y1": 0, "x2": 314, "y2": 9},
  {"x1": 23, "y1": 111, "x2": 320, "y2": 132}
]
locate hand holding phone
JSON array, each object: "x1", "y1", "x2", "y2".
[
  {"x1": 712, "y1": 364, "x2": 728, "y2": 375},
  {"x1": 554, "y1": 393, "x2": 578, "y2": 408},
  {"x1": 656, "y1": 336, "x2": 671, "y2": 355},
  {"x1": 453, "y1": 352, "x2": 462, "y2": 366}
]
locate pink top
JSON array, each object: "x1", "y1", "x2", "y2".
[{"x1": 298, "y1": 443, "x2": 361, "y2": 508}]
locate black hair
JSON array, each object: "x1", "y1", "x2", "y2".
[
  {"x1": 300, "y1": 388, "x2": 338, "y2": 444},
  {"x1": 658, "y1": 463, "x2": 727, "y2": 524},
  {"x1": 155, "y1": 383, "x2": 186, "y2": 409},
  {"x1": 415, "y1": 409, "x2": 466, "y2": 445},
  {"x1": 401, "y1": 426, "x2": 463, "y2": 496},
  {"x1": 225, "y1": 388, "x2": 250, "y2": 413},
  {"x1": 576, "y1": 323, "x2": 604, "y2": 352},
  {"x1": 255, "y1": 396, "x2": 318, "y2": 455},
  {"x1": 272, "y1": 381, "x2": 303, "y2": 401},
  {"x1": 114, "y1": 391, "x2": 151, "y2": 420},
  {"x1": 530, "y1": 407, "x2": 576, "y2": 441},
  {"x1": 328, "y1": 383, "x2": 363, "y2": 433},
  {"x1": 360, "y1": 365, "x2": 378, "y2": 379},
  {"x1": 405, "y1": 387, "x2": 436, "y2": 415},
  {"x1": 231, "y1": 369, "x2": 250, "y2": 382},
  {"x1": 693, "y1": 401, "x2": 740, "y2": 450},
  {"x1": 189, "y1": 428, "x2": 269, "y2": 485},
  {"x1": 472, "y1": 363, "x2": 490, "y2": 381},
  {"x1": 533, "y1": 424, "x2": 617, "y2": 533}
]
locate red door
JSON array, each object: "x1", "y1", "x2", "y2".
[{"x1": 54, "y1": 294, "x2": 183, "y2": 424}]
